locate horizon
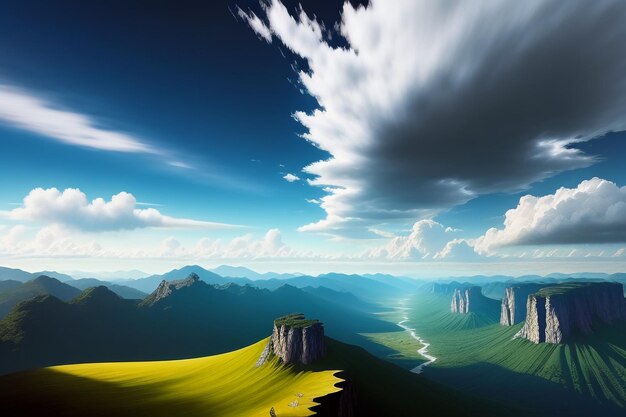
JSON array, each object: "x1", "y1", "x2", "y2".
[{"x1": 1, "y1": 0, "x2": 626, "y2": 276}]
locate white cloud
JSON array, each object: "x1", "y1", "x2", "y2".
[
  {"x1": 0, "y1": 84, "x2": 158, "y2": 154},
  {"x1": 474, "y1": 178, "x2": 626, "y2": 254},
  {"x1": 0, "y1": 187, "x2": 242, "y2": 232},
  {"x1": 237, "y1": 7, "x2": 273, "y2": 42},
  {"x1": 433, "y1": 239, "x2": 480, "y2": 261},
  {"x1": 243, "y1": 0, "x2": 626, "y2": 237},
  {"x1": 283, "y1": 173, "x2": 300, "y2": 182},
  {"x1": 362, "y1": 219, "x2": 476, "y2": 260}
]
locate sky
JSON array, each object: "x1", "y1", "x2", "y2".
[{"x1": 1, "y1": 0, "x2": 626, "y2": 277}]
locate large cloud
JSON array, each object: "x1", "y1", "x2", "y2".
[
  {"x1": 363, "y1": 219, "x2": 470, "y2": 260},
  {"x1": 474, "y1": 178, "x2": 626, "y2": 253},
  {"x1": 0, "y1": 188, "x2": 241, "y2": 231},
  {"x1": 242, "y1": 0, "x2": 626, "y2": 236}
]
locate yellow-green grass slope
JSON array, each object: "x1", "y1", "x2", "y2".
[{"x1": 0, "y1": 337, "x2": 343, "y2": 417}]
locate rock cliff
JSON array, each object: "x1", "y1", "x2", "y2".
[
  {"x1": 500, "y1": 284, "x2": 545, "y2": 326},
  {"x1": 516, "y1": 282, "x2": 626, "y2": 343},
  {"x1": 271, "y1": 313, "x2": 326, "y2": 365},
  {"x1": 149, "y1": 272, "x2": 201, "y2": 304},
  {"x1": 450, "y1": 286, "x2": 484, "y2": 313}
]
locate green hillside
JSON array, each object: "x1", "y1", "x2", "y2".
[
  {"x1": 406, "y1": 293, "x2": 626, "y2": 416},
  {"x1": 0, "y1": 275, "x2": 81, "y2": 318},
  {"x1": 0, "y1": 338, "x2": 343, "y2": 417},
  {"x1": 0, "y1": 335, "x2": 513, "y2": 417}
]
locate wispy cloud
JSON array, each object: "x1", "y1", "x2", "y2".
[{"x1": 0, "y1": 84, "x2": 159, "y2": 154}]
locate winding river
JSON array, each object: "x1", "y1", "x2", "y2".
[{"x1": 396, "y1": 301, "x2": 437, "y2": 374}]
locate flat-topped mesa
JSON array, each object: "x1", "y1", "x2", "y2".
[
  {"x1": 271, "y1": 313, "x2": 326, "y2": 365},
  {"x1": 500, "y1": 284, "x2": 546, "y2": 326},
  {"x1": 451, "y1": 286, "x2": 483, "y2": 314},
  {"x1": 517, "y1": 282, "x2": 626, "y2": 344}
]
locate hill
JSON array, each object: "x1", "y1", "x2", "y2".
[
  {"x1": 0, "y1": 332, "x2": 511, "y2": 417},
  {"x1": 0, "y1": 337, "x2": 343, "y2": 417},
  {"x1": 0, "y1": 276, "x2": 81, "y2": 318},
  {"x1": 0, "y1": 274, "x2": 396, "y2": 375},
  {"x1": 0, "y1": 266, "x2": 34, "y2": 283},
  {"x1": 68, "y1": 278, "x2": 146, "y2": 299}
]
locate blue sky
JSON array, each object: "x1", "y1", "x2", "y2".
[{"x1": 1, "y1": 0, "x2": 626, "y2": 276}]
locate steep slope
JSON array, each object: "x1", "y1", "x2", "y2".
[
  {"x1": 68, "y1": 278, "x2": 146, "y2": 299},
  {"x1": 0, "y1": 337, "x2": 344, "y2": 417},
  {"x1": 0, "y1": 276, "x2": 81, "y2": 318},
  {"x1": 517, "y1": 282, "x2": 626, "y2": 343},
  {"x1": 500, "y1": 283, "x2": 546, "y2": 325}
]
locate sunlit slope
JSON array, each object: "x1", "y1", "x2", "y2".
[{"x1": 0, "y1": 338, "x2": 343, "y2": 417}]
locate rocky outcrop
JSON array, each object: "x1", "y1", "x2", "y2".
[
  {"x1": 271, "y1": 313, "x2": 326, "y2": 365},
  {"x1": 150, "y1": 272, "x2": 201, "y2": 304},
  {"x1": 500, "y1": 284, "x2": 545, "y2": 326},
  {"x1": 451, "y1": 286, "x2": 484, "y2": 313},
  {"x1": 517, "y1": 282, "x2": 626, "y2": 343}
]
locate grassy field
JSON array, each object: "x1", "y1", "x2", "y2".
[
  {"x1": 360, "y1": 331, "x2": 425, "y2": 370},
  {"x1": 406, "y1": 293, "x2": 626, "y2": 416},
  {"x1": 0, "y1": 338, "x2": 343, "y2": 417}
]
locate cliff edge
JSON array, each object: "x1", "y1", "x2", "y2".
[
  {"x1": 451, "y1": 286, "x2": 486, "y2": 314},
  {"x1": 500, "y1": 284, "x2": 546, "y2": 326},
  {"x1": 271, "y1": 313, "x2": 326, "y2": 365},
  {"x1": 516, "y1": 282, "x2": 626, "y2": 343}
]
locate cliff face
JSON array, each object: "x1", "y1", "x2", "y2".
[
  {"x1": 517, "y1": 282, "x2": 626, "y2": 343},
  {"x1": 271, "y1": 313, "x2": 326, "y2": 365},
  {"x1": 149, "y1": 273, "x2": 201, "y2": 304},
  {"x1": 450, "y1": 286, "x2": 483, "y2": 313},
  {"x1": 500, "y1": 284, "x2": 545, "y2": 326}
]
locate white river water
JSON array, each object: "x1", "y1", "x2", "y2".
[{"x1": 396, "y1": 301, "x2": 437, "y2": 374}]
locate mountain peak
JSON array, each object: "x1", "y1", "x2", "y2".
[
  {"x1": 144, "y1": 273, "x2": 204, "y2": 305},
  {"x1": 72, "y1": 286, "x2": 121, "y2": 305}
]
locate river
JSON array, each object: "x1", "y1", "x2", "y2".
[{"x1": 396, "y1": 301, "x2": 437, "y2": 374}]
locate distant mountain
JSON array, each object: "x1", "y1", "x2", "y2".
[
  {"x1": 66, "y1": 269, "x2": 149, "y2": 280},
  {"x1": 0, "y1": 273, "x2": 395, "y2": 375},
  {"x1": 117, "y1": 265, "x2": 251, "y2": 293},
  {"x1": 32, "y1": 270, "x2": 74, "y2": 282},
  {"x1": 0, "y1": 266, "x2": 34, "y2": 282},
  {"x1": 0, "y1": 276, "x2": 82, "y2": 318},
  {"x1": 68, "y1": 278, "x2": 147, "y2": 299},
  {"x1": 0, "y1": 280, "x2": 21, "y2": 292},
  {"x1": 210, "y1": 265, "x2": 301, "y2": 280}
]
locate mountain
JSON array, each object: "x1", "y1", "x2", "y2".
[
  {"x1": 0, "y1": 273, "x2": 396, "y2": 376},
  {"x1": 66, "y1": 269, "x2": 149, "y2": 280},
  {"x1": 210, "y1": 264, "x2": 301, "y2": 280},
  {"x1": 68, "y1": 278, "x2": 146, "y2": 299},
  {"x1": 0, "y1": 276, "x2": 82, "y2": 318},
  {"x1": 0, "y1": 266, "x2": 34, "y2": 283},
  {"x1": 32, "y1": 270, "x2": 74, "y2": 282},
  {"x1": 116, "y1": 265, "x2": 251, "y2": 292},
  {"x1": 0, "y1": 280, "x2": 21, "y2": 292},
  {"x1": 252, "y1": 272, "x2": 415, "y2": 302}
]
